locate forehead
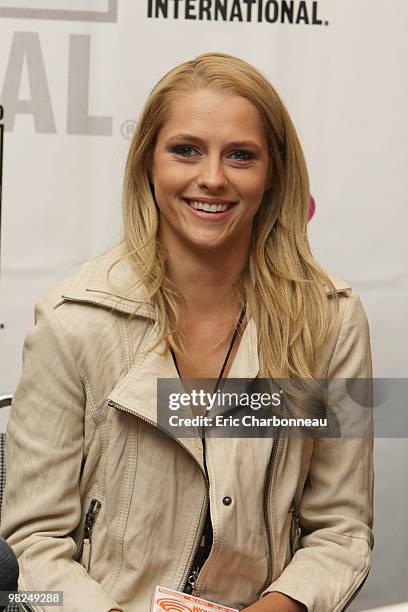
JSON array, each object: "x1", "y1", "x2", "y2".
[{"x1": 159, "y1": 88, "x2": 267, "y2": 143}]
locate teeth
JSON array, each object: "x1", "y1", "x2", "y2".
[{"x1": 186, "y1": 200, "x2": 230, "y2": 213}]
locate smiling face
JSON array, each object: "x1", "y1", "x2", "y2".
[{"x1": 150, "y1": 88, "x2": 272, "y2": 257}]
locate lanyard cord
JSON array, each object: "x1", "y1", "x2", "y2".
[
  {"x1": 170, "y1": 305, "x2": 246, "y2": 391},
  {"x1": 171, "y1": 305, "x2": 246, "y2": 593}
]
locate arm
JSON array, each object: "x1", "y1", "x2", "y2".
[
  {"x1": 242, "y1": 592, "x2": 306, "y2": 611},
  {"x1": 260, "y1": 291, "x2": 374, "y2": 611},
  {"x1": 0, "y1": 299, "x2": 124, "y2": 612}
]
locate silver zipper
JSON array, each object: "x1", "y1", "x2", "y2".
[
  {"x1": 186, "y1": 569, "x2": 200, "y2": 593},
  {"x1": 109, "y1": 391, "x2": 371, "y2": 610},
  {"x1": 262, "y1": 428, "x2": 281, "y2": 590},
  {"x1": 107, "y1": 398, "x2": 209, "y2": 592},
  {"x1": 84, "y1": 498, "x2": 102, "y2": 541},
  {"x1": 21, "y1": 455, "x2": 142, "y2": 610},
  {"x1": 74, "y1": 497, "x2": 102, "y2": 563},
  {"x1": 289, "y1": 500, "x2": 301, "y2": 557}
]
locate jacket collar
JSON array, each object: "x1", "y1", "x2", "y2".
[
  {"x1": 61, "y1": 242, "x2": 157, "y2": 319},
  {"x1": 60, "y1": 242, "x2": 351, "y2": 317},
  {"x1": 61, "y1": 243, "x2": 351, "y2": 466}
]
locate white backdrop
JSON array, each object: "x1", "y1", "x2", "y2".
[{"x1": 0, "y1": 1, "x2": 407, "y2": 609}]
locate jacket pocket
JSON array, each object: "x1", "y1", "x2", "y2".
[
  {"x1": 76, "y1": 497, "x2": 102, "y2": 571},
  {"x1": 289, "y1": 501, "x2": 301, "y2": 557}
]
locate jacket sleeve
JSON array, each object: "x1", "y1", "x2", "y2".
[
  {"x1": 261, "y1": 291, "x2": 374, "y2": 612},
  {"x1": 0, "y1": 298, "x2": 124, "y2": 612}
]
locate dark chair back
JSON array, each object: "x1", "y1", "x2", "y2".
[{"x1": 0, "y1": 396, "x2": 23, "y2": 612}]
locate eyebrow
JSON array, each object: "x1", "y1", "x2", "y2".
[{"x1": 166, "y1": 133, "x2": 261, "y2": 150}]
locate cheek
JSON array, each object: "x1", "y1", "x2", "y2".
[
  {"x1": 238, "y1": 171, "x2": 269, "y2": 204},
  {"x1": 154, "y1": 163, "x2": 191, "y2": 197}
]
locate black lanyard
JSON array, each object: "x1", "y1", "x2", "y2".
[
  {"x1": 170, "y1": 305, "x2": 246, "y2": 392},
  {"x1": 171, "y1": 305, "x2": 246, "y2": 594}
]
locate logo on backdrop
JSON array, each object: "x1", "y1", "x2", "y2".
[
  {"x1": 0, "y1": 0, "x2": 117, "y2": 22},
  {"x1": 0, "y1": 1, "x2": 118, "y2": 135},
  {"x1": 147, "y1": 0, "x2": 329, "y2": 25}
]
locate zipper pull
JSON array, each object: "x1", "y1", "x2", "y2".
[
  {"x1": 81, "y1": 498, "x2": 102, "y2": 570},
  {"x1": 84, "y1": 498, "x2": 101, "y2": 540},
  {"x1": 289, "y1": 502, "x2": 301, "y2": 555},
  {"x1": 187, "y1": 569, "x2": 199, "y2": 594},
  {"x1": 81, "y1": 539, "x2": 91, "y2": 571}
]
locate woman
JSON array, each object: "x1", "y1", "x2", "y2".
[{"x1": 1, "y1": 53, "x2": 373, "y2": 612}]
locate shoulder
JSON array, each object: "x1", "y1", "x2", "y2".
[
  {"x1": 322, "y1": 271, "x2": 369, "y2": 344},
  {"x1": 323, "y1": 272, "x2": 369, "y2": 329},
  {"x1": 323, "y1": 272, "x2": 351, "y2": 296},
  {"x1": 315, "y1": 272, "x2": 372, "y2": 378},
  {"x1": 39, "y1": 242, "x2": 130, "y2": 310},
  {"x1": 323, "y1": 271, "x2": 368, "y2": 327},
  {"x1": 31, "y1": 243, "x2": 155, "y2": 366},
  {"x1": 37, "y1": 242, "x2": 154, "y2": 318}
]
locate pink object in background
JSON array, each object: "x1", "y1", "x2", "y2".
[{"x1": 308, "y1": 195, "x2": 316, "y2": 221}]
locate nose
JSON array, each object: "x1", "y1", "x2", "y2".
[{"x1": 196, "y1": 154, "x2": 228, "y2": 191}]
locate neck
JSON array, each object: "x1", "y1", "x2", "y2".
[{"x1": 162, "y1": 238, "x2": 249, "y2": 322}]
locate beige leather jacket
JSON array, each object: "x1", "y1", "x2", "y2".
[{"x1": 1, "y1": 244, "x2": 374, "y2": 612}]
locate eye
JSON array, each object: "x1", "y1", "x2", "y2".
[
  {"x1": 172, "y1": 145, "x2": 199, "y2": 157},
  {"x1": 229, "y1": 150, "x2": 255, "y2": 162}
]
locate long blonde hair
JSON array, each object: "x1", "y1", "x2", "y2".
[{"x1": 113, "y1": 52, "x2": 337, "y2": 378}]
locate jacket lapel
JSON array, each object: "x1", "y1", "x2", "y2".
[
  {"x1": 107, "y1": 316, "x2": 260, "y2": 469},
  {"x1": 59, "y1": 244, "x2": 351, "y2": 466}
]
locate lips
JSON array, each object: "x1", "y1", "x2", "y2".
[
  {"x1": 183, "y1": 197, "x2": 238, "y2": 213},
  {"x1": 181, "y1": 197, "x2": 237, "y2": 219}
]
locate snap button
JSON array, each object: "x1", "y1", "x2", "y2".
[{"x1": 222, "y1": 496, "x2": 232, "y2": 506}]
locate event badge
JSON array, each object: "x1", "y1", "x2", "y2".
[{"x1": 153, "y1": 585, "x2": 239, "y2": 611}]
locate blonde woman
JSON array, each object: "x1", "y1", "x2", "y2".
[{"x1": 1, "y1": 53, "x2": 373, "y2": 612}]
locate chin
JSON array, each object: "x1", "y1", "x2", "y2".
[{"x1": 186, "y1": 237, "x2": 229, "y2": 252}]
